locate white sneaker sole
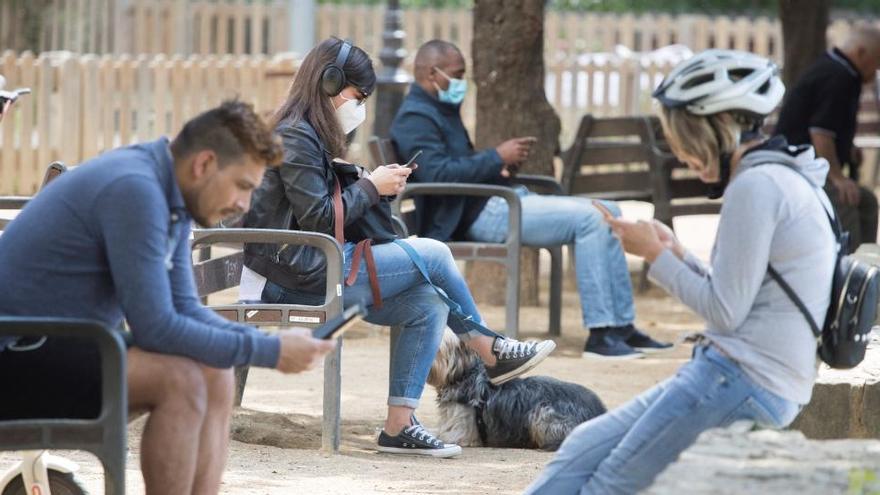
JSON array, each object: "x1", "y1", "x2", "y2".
[
  {"x1": 632, "y1": 345, "x2": 674, "y2": 354},
  {"x1": 377, "y1": 444, "x2": 463, "y2": 458},
  {"x1": 489, "y1": 340, "x2": 557, "y2": 385},
  {"x1": 582, "y1": 350, "x2": 645, "y2": 360}
]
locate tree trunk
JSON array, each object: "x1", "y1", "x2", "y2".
[
  {"x1": 778, "y1": 0, "x2": 830, "y2": 90},
  {"x1": 466, "y1": 0, "x2": 561, "y2": 307}
]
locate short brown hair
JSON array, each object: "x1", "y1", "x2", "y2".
[{"x1": 171, "y1": 99, "x2": 283, "y2": 167}]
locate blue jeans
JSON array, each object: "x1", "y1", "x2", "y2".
[
  {"x1": 467, "y1": 189, "x2": 634, "y2": 329},
  {"x1": 261, "y1": 237, "x2": 495, "y2": 409},
  {"x1": 523, "y1": 344, "x2": 801, "y2": 495}
]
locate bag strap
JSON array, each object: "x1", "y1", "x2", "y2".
[
  {"x1": 755, "y1": 160, "x2": 836, "y2": 340},
  {"x1": 766, "y1": 265, "x2": 822, "y2": 338},
  {"x1": 392, "y1": 239, "x2": 501, "y2": 339},
  {"x1": 346, "y1": 239, "x2": 383, "y2": 309},
  {"x1": 332, "y1": 174, "x2": 384, "y2": 308},
  {"x1": 332, "y1": 178, "x2": 344, "y2": 244}
]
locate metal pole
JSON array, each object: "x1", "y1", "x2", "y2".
[
  {"x1": 290, "y1": 0, "x2": 316, "y2": 56},
  {"x1": 372, "y1": 0, "x2": 411, "y2": 139}
]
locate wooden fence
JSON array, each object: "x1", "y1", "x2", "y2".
[
  {"x1": 316, "y1": 6, "x2": 879, "y2": 66},
  {"x1": 0, "y1": 0, "x2": 289, "y2": 56},
  {"x1": 0, "y1": 51, "x2": 297, "y2": 195},
  {"x1": 3, "y1": 2, "x2": 877, "y2": 61}
]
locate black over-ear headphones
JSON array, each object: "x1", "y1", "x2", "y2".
[{"x1": 321, "y1": 39, "x2": 353, "y2": 97}]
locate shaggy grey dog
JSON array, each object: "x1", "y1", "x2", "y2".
[{"x1": 427, "y1": 330, "x2": 606, "y2": 451}]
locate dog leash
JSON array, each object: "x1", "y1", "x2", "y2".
[{"x1": 392, "y1": 239, "x2": 501, "y2": 339}]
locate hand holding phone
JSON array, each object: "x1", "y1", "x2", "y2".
[
  {"x1": 403, "y1": 150, "x2": 422, "y2": 168},
  {"x1": 311, "y1": 304, "x2": 367, "y2": 340},
  {"x1": 592, "y1": 200, "x2": 664, "y2": 261}
]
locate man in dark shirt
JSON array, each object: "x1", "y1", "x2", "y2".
[
  {"x1": 390, "y1": 40, "x2": 671, "y2": 360},
  {"x1": 0, "y1": 101, "x2": 336, "y2": 493},
  {"x1": 775, "y1": 25, "x2": 880, "y2": 249}
]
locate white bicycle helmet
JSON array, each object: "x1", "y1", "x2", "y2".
[{"x1": 652, "y1": 49, "x2": 784, "y2": 117}]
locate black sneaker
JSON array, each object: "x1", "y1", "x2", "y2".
[
  {"x1": 583, "y1": 331, "x2": 644, "y2": 360},
  {"x1": 625, "y1": 327, "x2": 673, "y2": 353},
  {"x1": 377, "y1": 419, "x2": 462, "y2": 458},
  {"x1": 486, "y1": 337, "x2": 556, "y2": 385}
]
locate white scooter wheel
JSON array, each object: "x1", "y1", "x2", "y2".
[{"x1": 1, "y1": 469, "x2": 87, "y2": 495}]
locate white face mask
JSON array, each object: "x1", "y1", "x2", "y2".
[{"x1": 335, "y1": 95, "x2": 366, "y2": 134}]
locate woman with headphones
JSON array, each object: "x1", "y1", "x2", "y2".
[
  {"x1": 524, "y1": 50, "x2": 837, "y2": 493},
  {"x1": 241, "y1": 37, "x2": 555, "y2": 458}
]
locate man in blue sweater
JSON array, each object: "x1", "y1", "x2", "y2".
[
  {"x1": 390, "y1": 40, "x2": 671, "y2": 359},
  {"x1": 0, "y1": 101, "x2": 336, "y2": 493}
]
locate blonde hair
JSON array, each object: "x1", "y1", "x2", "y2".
[{"x1": 656, "y1": 105, "x2": 741, "y2": 182}]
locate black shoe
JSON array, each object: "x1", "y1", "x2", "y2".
[
  {"x1": 377, "y1": 418, "x2": 462, "y2": 458},
  {"x1": 486, "y1": 337, "x2": 556, "y2": 385},
  {"x1": 583, "y1": 329, "x2": 644, "y2": 360},
  {"x1": 625, "y1": 327, "x2": 673, "y2": 353}
]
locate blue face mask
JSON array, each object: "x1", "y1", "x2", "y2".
[{"x1": 434, "y1": 67, "x2": 467, "y2": 105}]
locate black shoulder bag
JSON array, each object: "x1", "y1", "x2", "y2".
[{"x1": 765, "y1": 164, "x2": 879, "y2": 369}]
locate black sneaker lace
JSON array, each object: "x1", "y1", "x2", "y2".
[
  {"x1": 497, "y1": 339, "x2": 537, "y2": 360},
  {"x1": 404, "y1": 424, "x2": 443, "y2": 447}
]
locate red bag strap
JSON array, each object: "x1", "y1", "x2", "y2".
[{"x1": 345, "y1": 239, "x2": 383, "y2": 309}]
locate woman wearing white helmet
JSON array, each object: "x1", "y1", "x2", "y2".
[{"x1": 524, "y1": 50, "x2": 836, "y2": 494}]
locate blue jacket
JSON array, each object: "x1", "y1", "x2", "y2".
[
  {"x1": 390, "y1": 84, "x2": 506, "y2": 241},
  {"x1": 0, "y1": 138, "x2": 280, "y2": 368}
]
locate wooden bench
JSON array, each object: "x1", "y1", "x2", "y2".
[
  {"x1": 368, "y1": 137, "x2": 564, "y2": 338},
  {"x1": 190, "y1": 228, "x2": 347, "y2": 452},
  {"x1": 561, "y1": 114, "x2": 721, "y2": 290},
  {"x1": 561, "y1": 115, "x2": 656, "y2": 201}
]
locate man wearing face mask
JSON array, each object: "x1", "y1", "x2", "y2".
[
  {"x1": 390, "y1": 40, "x2": 672, "y2": 360},
  {"x1": 775, "y1": 25, "x2": 880, "y2": 250}
]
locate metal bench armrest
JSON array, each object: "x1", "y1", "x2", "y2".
[
  {"x1": 511, "y1": 174, "x2": 563, "y2": 195},
  {"x1": 191, "y1": 228, "x2": 344, "y2": 302},
  {"x1": 400, "y1": 183, "x2": 522, "y2": 247}
]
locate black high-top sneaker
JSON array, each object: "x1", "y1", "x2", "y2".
[{"x1": 486, "y1": 337, "x2": 556, "y2": 385}]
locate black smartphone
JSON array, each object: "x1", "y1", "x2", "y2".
[
  {"x1": 311, "y1": 304, "x2": 367, "y2": 340},
  {"x1": 403, "y1": 150, "x2": 423, "y2": 168}
]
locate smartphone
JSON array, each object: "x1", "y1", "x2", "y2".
[
  {"x1": 311, "y1": 304, "x2": 367, "y2": 340},
  {"x1": 403, "y1": 150, "x2": 423, "y2": 168}
]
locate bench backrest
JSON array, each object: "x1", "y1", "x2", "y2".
[{"x1": 561, "y1": 115, "x2": 656, "y2": 200}]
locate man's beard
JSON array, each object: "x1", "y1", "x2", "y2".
[{"x1": 182, "y1": 185, "x2": 213, "y2": 227}]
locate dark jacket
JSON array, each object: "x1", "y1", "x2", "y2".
[
  {"x1": 774, "y1": 48, "x2": 862, "y2": 179},
  {"x1": 390, "y1": 84, "x2": 506, "y2": 241},
  {"x1": 243, "y1": 119, "x2": 379, "y2": 295}
]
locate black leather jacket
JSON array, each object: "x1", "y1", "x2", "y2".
[{"x1": 243, "y1": 119, "x2": 379, "y2": 295}]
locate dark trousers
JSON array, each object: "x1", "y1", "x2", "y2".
[{"x1": 825, "y1": 182, "x2": 879, "y2": 251}]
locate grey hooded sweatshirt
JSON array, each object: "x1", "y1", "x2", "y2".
[{"x1": 649, "y1": 145, "x2": 836, "y2": 404}]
